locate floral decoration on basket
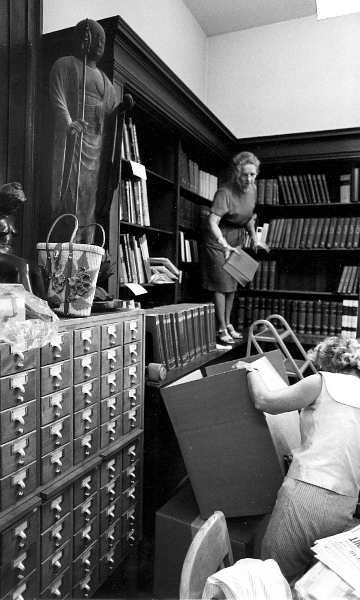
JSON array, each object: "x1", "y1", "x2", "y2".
[{"x1": 37, "y1": 214, "x2": 105, "y2": 317}]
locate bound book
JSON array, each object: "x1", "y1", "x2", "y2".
[{"x1": 223, "y1": 247, "x2": 259, "y2": 286}]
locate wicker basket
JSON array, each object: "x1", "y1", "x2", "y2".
[{"x1": 37, "y1": 214, "x2": 105, "y2": 317}]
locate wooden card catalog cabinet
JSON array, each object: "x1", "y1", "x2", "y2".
[{"x1": 0, "y1": 310, "x2": 144, "y2": 599}]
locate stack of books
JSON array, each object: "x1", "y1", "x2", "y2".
[
  {"x1": 149, "y1": 257, "x2": 179, "y2": 284},
  {"x1": 179, "y1": 231, "x2": 199, "y2": 263},
  {"x1": 119, "y1": 233, "x2": 151, "y2": 284},
  {"x1": 145, "y1": 302, "x2": 216, "y2": 371},
  {"x1": 249, "y1": 260, "x2": 277, "y2": 290}
]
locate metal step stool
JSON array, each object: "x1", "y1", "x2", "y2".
[{"x1": 246, "y1": 314, "x2": 317, "y2": 380}]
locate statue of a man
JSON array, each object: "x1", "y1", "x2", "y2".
[{"x1": 49, "y1": 19, "x2": 118, "y2": 243}]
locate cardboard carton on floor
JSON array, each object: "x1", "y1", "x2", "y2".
[
  {"x1": 160, "y1": 349, "x2": 297, "y2": 519},
  {"x1": 153, "y1": 479, "x2": 271, "y2": 600}
]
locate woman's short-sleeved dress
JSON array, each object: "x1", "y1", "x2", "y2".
[{"x1": 201, "y1": 182, "x2": 256, "y2": 293}]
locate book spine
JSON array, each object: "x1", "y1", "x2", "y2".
[
  {"x1": 169, "y1": 312, "x2": 181, "y2": 367},
  {"x1": 260, "y1": 261, "x2": 269, "y2": 290},
  {"x1": 337, "y1": 265, "x2": 349, "y2": 293},
  {"x1": 305, "y1": 301, "x2": 314, "y2": 335},
  {"x1": 145, "y1": 313, "x2": 166, "y2": 365},
  {"x1": 305, "y1": 218, "x2": 317, "y2": 249},
  {"x1": 319, "y1": 217, "x2": 331, "y2": 249},
  {"x1": 320, "y1": 301, "x2": 330, "y2": 336},
  {"x1": 332, "y1": 217, "x2": 345, "y2": 249},
  {"x1": 313, "y1": 300, "x2": 322, "y2": 335},
  {"x1": 328, "y1": 301, "x2": 337, "y2": 335},
  {"x1": 350, "y1": 167, "x2": 360, "y2": 203},
  {"x1": 312, "y1": 217, "x2": 325, "y2": 249},
  {"x1": 339, "y1": 217, "x2": 350, "y2": 249},
  {"x1": 325, "y1": 217, "x2": 338, "y2": 248}
]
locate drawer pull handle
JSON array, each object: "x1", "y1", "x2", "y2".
[
  {"x1": 53, "y1": 531, "x2": 62, "y2": 541},
  {"x1": 53, "y1": 560, "x2": 61, "y2": 569},
  {"x1": 51, "y1": 588, "x2": 62, "y2": 597},
  {"x1": 107, "y1": 508, "x2": 115, "y2": 519},
  {"x1": 84, "y1": 558, "x2": 91, "y2": 567},
  {"x1": 16, "y1": 561, "x2": 25, "y2": 572}
]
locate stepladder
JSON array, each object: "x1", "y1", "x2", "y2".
[{"x1": 246, "y1": 314, "x2": 318, "y2": 381}]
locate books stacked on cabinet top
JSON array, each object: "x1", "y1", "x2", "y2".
[
  {"x1": 179, "y1": 145, "x2": 218, "y2": 201},
  {"x1": 236, "y1": 296, "x2": 348, "y2": 339},
  {"x1": 145, "y1": 302, "x2": 216, "y2": 371},
  {"x1": 265, "y1": 216, "x2": 360, "y2": 249}
]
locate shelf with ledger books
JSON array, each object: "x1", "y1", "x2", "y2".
[{"x1": 236, "y1": 128, "x2": 360, "y2": 340}]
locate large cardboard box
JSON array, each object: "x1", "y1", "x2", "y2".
[
  {"x1": 160, "y1": 350, "x2": 288, "y2": 519},
  {"x1": 153, "y1": 480, "x2": 271, "y2": 599}
]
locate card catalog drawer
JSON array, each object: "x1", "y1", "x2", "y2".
[
  {"x1": 123, "y1": 364, "x2": 140, "y2": 391},
  {"x1": 41, "y1": 388, "x2": 70, "y2": 426},
  {"x1": 41, "y1": 444, "x2": 71, "y2": 486},
  {"x1": 0, "y1": 344, "x2": 36, "y2": 377},
  {"x1": 122, "y1": 481, "x2": 140, "y2": 515},
  {"x1": 0, "y1": 540, "x2": 37, "y2": 598},
  {"x1": 122, "y1": 503, "x2": 140, "y2": 537},
  {"x1": 123, "y1": 318, "x2": 142, "y2": 344},
  {"x1": 73, "y1": 429, "x2": 99, "y2": 465},
  {"x1": 100, "y1": 499, "x2": 121, "y2": 534},
  {"x1": 74, "y1": 404, "x2": 98, "y2": 440},
  {"x1": 41, "y1": 540, "x2": 70, "y2": 592},
  {"x1": 122, "y1": 437, "x2": 142, "y2": 470},
  {"x1": 101, "y1": 321, "x2": 123, "y2": 350},
  {"x1": 122, "y1": 460, "x2": 140, "y2": 493},
  {"x1": 0, "y1": 508, "x2": 39, "y2": 563},
  {"x1": 73, "y1": 542, "x2": 99, "y2": 587},
  {"x1": 40, "y1": 332, "x2": 71, "y2": 366},
  {"x1": 101, "y1": 347, "x2": 122, "y2": 375},
  {"x1": 73, "y1": 468, "x2": 99, "y2": 508},
  {"x1": 4, "y1": 570, "x2": 38, "y2": 600},
  {"x1": 100, "y1": 453, "x2": 122, "y2": 487},
  {"x1": 40, "y1": 567, "x2": 71, "y2": 599},
  {"x1": 121, "y1": 521, "x2": 140, "y2": 558},
  {"x1": 100, "y1": 394, "x2": 122, "y2": 424},
  {"x1": 122, "y1": 407, "x2": 140, "y2": 436},
  {"x1": 0, "y1": 431, "x2": 36, "y2": 478},
  {"x1": 41, "y1": 514, "x2": 71, "y2": 562},
  {"x1": 0, "y1": 400, "x2": 36, "y2": 444},
  {"x1": 73, "y1": 517, "x2": 98, "y2": 559},
  {"x1": 73, "y1": 327, "x2": 99, "y2": 357},
  {"x1": 123, "y1": 385, "x2": 140, "y2": 413},
  {"x1": 73, "y1": 352, "x2": 99, "y2": 385},
  {"x1": 41, "y1": 361, "x2": 71, "y2": 397},
  {"x1": 73, "y1": 378, "x2": 99, "y2": 412},
  {"x1": 99, "y1": 543, "x2": 122, "y2": 584},
  {"x1": 41, "y1": 417, "x2": 70, "y2": 456},
  {"x1": 99, "y1": 519, "x2": 121, "y2": 557},
  {"x1": 100, "y1": 416, "x2": 122, "y2": 449},
  {"x1": 73, "y1": 494, "x2": 98, "y2": 535},
  {"x1": 99, "y1": 476, "x2": 121, "y2": 511},
  {"x1": 100, "y1": 370, "x2": 122, "y2": 399},
  {"x1": 0, "y1": 462, "x2": 37, "y2": 511},
  {"x1": 41, "y1": 488, "x2": 71, "y2": 532},
  {"x1": 72, "y1": 567, "x2": 99, "y2": 600},
  {"x1": 0, "y1": 370, "x2": 36, "y2": 411},
  {"x1": 123, "y1": 342, "x2": 141, "y2": 367}
]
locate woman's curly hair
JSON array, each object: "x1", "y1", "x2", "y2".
[{"x1": 308, "y1": 336, "x2": 360, "y2": 372}]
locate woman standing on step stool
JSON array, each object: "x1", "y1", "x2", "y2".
[{"x1": 201, "y1": 151, "x2": 269, "y2": 345}]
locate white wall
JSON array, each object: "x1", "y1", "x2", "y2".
[
  {"x1": 206, "y1": 14, "x2": 360, "y2": 138},
  {"x1": 42, "y1": 0, "x2": 208, "y2": 103}
]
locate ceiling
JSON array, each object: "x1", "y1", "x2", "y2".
[{"x1": 182, "y1": 0, "x2": 317, "y2": 37}]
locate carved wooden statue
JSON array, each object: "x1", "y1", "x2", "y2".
[{"x1": 49, "y1": 18, "x2": 133, "y2": 244}]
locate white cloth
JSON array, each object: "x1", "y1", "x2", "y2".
[{"x1": 201, "y1": 558, "x2": 292, "y2": 599}]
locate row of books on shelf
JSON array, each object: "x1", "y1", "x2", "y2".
[
  {"x1": 178, "y1": 196, "x2": 210, "y2": 230},
  {"x1": 145, "y1": 302, "x2": 217, "y2": 371},
  {"x1": 259, "y1": 216, "x2": 360, "y2": 249},
  {"x1": 337, "y1": 265, "x2": 359, "y2": 294},
  {"x1": 122, "y1": 117, "x2": 141, "y2": 163},
  {"x1": 257, "y1": 168, "x2": 360, "y2": 205},
  {"x1": 119, "y1": 177, "x2": 150, "y2": 227},
  {"x1": 179, "y1": 145, "x2": 218, "y2": 200},
  {"x1": 236, "y1": 296, "x2": 358, "y2": 338},
  {"x1": 179, "y1": 231, "x2": 199, "y2": 263},
  {"x1": 248, "y1": 260, "x2": 359, "y2": 295},
  {"x1": 119, "y1": 234, "x2": 180, "y2": 285}
]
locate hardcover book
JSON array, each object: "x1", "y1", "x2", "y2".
[{"x1": 223, "y1": 247, "x2": 259, "y2": 286}]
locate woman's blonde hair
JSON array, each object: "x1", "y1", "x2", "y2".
[
  {"x1": 230, "y1": 151, "x2": 260, "y2": 180},
  {"x1": 308, "y1": 336, "x2": 360, "y2": 372}
]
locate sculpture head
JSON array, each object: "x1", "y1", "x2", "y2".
[
  {"x1": 73, "y1": 19, "x2": 106, "y2": 64},
  {"x1": 0, "y1": 182, "x2": 26, "y2": 254}
]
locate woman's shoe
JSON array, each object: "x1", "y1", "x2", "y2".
[
  {"x1": 216, "y1": 329, "x2": 235, "y2": 345},
  {"x1": 226, "y1": 324, "x2": 243, "y2": 340}
]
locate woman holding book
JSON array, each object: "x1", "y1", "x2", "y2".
[
  {"x1": 233, "y1": 336, "x2": 360, "y2": 587},
  {"x1": 201, "y1": 151, "x2": 269, "y2": 345}
]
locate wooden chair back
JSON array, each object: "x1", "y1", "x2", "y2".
[{"x1": 179, "y1": 510, "x2": 234, "y2": 599}]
